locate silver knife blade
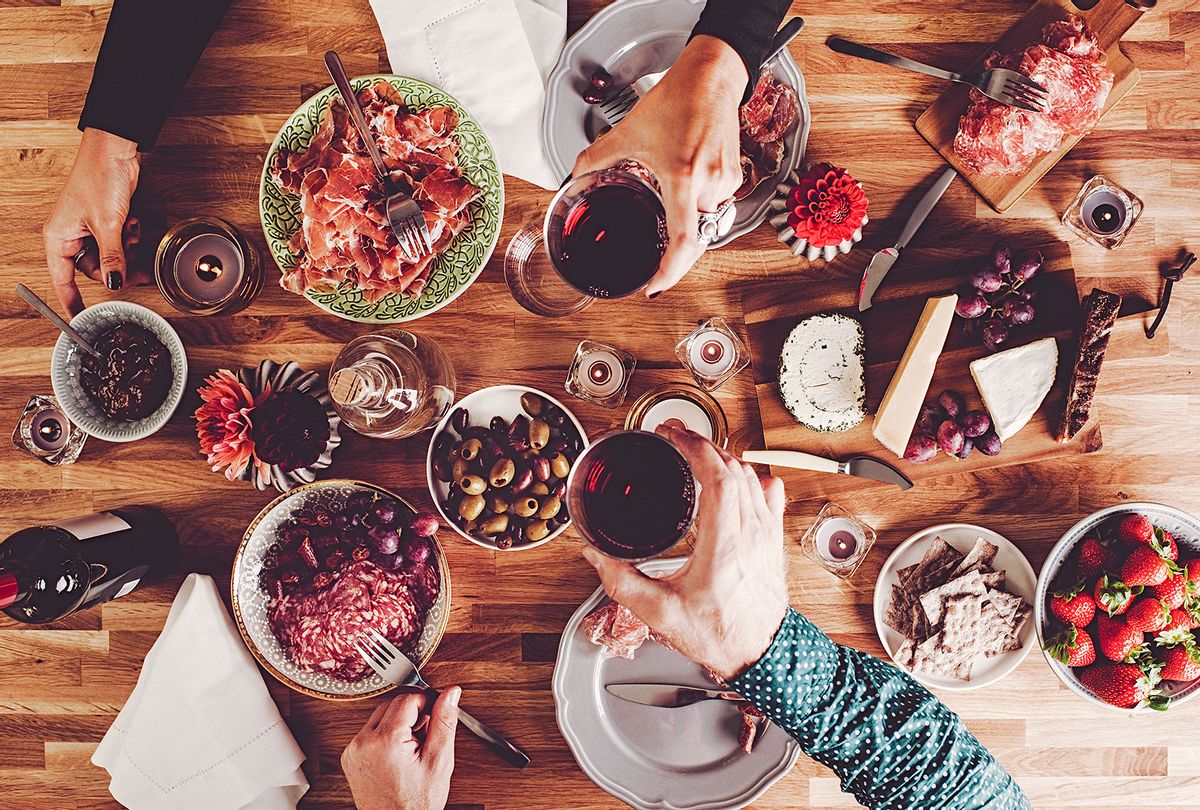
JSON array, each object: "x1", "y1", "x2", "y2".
[
  {"x1": 844, "y1": 456, "x2": 914, "y2": 490},
  {"x1": 604, "y1": 683, "x2": 741, "y2": 709},
  {"x1": 857, "y1": 167, "x2": 958, "y2": 311}
]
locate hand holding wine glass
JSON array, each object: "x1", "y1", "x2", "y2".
[
  {"x1": 571, "y1": 36, "x2": 746, "y2": 299},
  {"x1": 580, "y1": 425, "x2": 790, "y2": 681}
]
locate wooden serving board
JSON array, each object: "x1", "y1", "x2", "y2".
[
  {"x1": 740, "y1": 239, "x2": 1166, "y2": 501},
  {"x1": 914, "y1": 0, "x2": 1154, "y2": 212}
]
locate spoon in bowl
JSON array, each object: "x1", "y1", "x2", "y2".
[{"x1": 15, "y1": 284, "x2": 101, "y2": 359}]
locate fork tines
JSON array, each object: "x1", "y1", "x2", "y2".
[
  {"x1": 354, "y1": 627, "x2": 398, "y2": 672},
  {"x1": 599, "y1": 87, "x2": 637, "y2": 121},
  {"x1": 1003, "y1": 74, "x2": 1049, "y2": 112}
]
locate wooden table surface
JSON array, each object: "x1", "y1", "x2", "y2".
[{"x1": 2, "y1": 0, "x2": 1198, "y2": 807}]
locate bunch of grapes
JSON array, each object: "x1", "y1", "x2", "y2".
[
  {"x1": 956, "y1": 241, "x2": 1044, "y2": 351},
  {"x1": 904, "y1": 389, "x2": 1003, "y2": 463}
]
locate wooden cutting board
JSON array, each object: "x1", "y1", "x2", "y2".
[
  {"x1": 914, "y1": 0, "x2": 1154, "y2": 213},
  {"x1": 740, "y1": 239, "x2": 1165, "y2": 501}
]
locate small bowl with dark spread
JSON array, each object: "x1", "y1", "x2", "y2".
[{"x1": 51, "y1": 302, "x2": 188, "y2": 442}]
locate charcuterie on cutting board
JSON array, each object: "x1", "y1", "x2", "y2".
[
  {"x1": 914, "y1": 0, "x2": 1155, "y2": 213},
  {"x1": 740, "y1": 239, "x2": 1166, "y2": 501}
]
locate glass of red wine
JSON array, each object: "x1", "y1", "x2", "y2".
[{"x1": 565, "y1": 430, "x2": 698, "y2": 560}]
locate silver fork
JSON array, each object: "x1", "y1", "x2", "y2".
[
  {"x1": 826, "y1": 37, "x2": 1049, "y2": 113},
  {"x1": 600, "y1": 16, "x2": 806, "y2": 127},
  {"x1": 324, "y1": 51, "x2": 432, "y2": 264},
  {"x1": 355, "y1": 628, "x2": 531, "y2": 768}
]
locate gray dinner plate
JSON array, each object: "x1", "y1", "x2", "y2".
[
  {"x1": 541, "y1": 0, "x2": 810, "y2": 249},
  {"x1": 553, "y1": 557, "x2": 800, "y2": 810}
]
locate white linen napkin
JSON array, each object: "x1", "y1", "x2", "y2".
[
  {"x1": 369, "y1": 0, "x2": 566, "y2": 189},
  {"x1": 92, "y1": 574, "x2": 309, "y2": 810}
]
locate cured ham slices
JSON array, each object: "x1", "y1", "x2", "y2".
[
  {"x1": 270, "y1": 81, "x2": 482, "y2": 302},
  {"x1": 737, "y1": 72, "x2": 799, "y2": 199},
  {"x1": 954, "y1": 16, "x2": 1114, "y2": 176}
]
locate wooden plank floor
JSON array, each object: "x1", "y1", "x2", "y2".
[{"x1": 1, "y1": 0, "x2": 1198, "y2": 807}]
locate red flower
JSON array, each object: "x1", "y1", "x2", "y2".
[
  {"x1": 194, "y1": 369, "x2": 272, "y2": 481},
  {"x1": 786, "y1": 163, "x2": 869, "y2": 249}
]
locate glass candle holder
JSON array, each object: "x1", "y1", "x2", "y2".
[
  {"x1": 12, "y1": 395, "x2": 87, "y2": 466},
  {"x1": 625, "y1": 382, "x2": 729, "y2": 448},
  {"x1": 675, "y1": 316, "x2": 750, "y2": 391},
  {"x1": 1061, "y1": 174, "x2": 1143, "y2": 251},
  {"x1": 155, "y1": 217, "x2": 263, "y2": 315},
  {"x1": 566, "y1": 340, "x2": 636, "y2": 408},
  {"x1": 800, "y1": 502, "x2": 876, "y2": 579},
  {"x1": 503, "y1": 225, "x2": 593, "y2": 317}
]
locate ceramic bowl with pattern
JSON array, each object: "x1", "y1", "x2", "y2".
[
  {"x1": 1035, "y1": 502, "x2": 1200, "y2": 713},
  {"x1": 231, "y1": 480, "x2": 451, "y2": 700},
  {"x1": 50, "y1": 301, "x2": 188, "y2": 443},
  {"x1": 259, "y1": 75, "x2": 503, "y2": 323}
]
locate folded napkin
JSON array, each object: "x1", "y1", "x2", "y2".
[
  {"x1": 93, "y1": 574, "x2": 309, "y2": 810},
  {"x1": 370, "y1": 0, "x2": 566, "y2": 189}
]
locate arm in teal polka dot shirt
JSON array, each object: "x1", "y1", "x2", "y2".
[{"x1": 729, "y1": 608, "x2": 1031, "y2": 810}]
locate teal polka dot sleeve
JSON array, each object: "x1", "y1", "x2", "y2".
[{"x1": 729, "y1": 608, "x2": 1031, "y2": 810}]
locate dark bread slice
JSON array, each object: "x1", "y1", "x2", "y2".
[{"x1": 1058, "y1": 288, "x2": 1121, "y2": 442}]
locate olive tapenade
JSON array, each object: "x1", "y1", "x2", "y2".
[{"x1": 79, "y1": 323, "x2": 172, "y2": 420}]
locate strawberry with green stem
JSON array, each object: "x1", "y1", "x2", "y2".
[
  {"x1": 1097, "y1": 614, "x2": 1144, "y2": 662},
  {"x1": 1126, "y1": 597, "x2": 1173, "y2": 633},
  {"x1": 1122, "y1": 546, "x2": 1174, "y2": 588},
  {"x1": 1050, "y1": 580, "x2": 1096, "y2": 627},
  {"x1": 1044, "y1": 625, "x2": 1096, "y2": 667},
  {"x1": 1094, "y1": 574, "x2": 1141, "y2": 617},
  {"x1": 1077, "y1": 662, "x2": 1167, "y2": 710}
]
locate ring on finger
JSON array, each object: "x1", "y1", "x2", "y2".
[{"x1": 696, "y1": 198, "x2": 736, "y2": 244}]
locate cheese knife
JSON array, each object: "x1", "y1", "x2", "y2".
[
  {"x1": 742, "y1": 450, "x2": 913, "y2": 490},
  {"x1": 605, "y1": 683, "x2": 743, "y2": 708},
  {"x1": 857, "y1": 166, "x2": 958, "y2": 311}
]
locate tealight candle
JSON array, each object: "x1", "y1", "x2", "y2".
[
  {"x1": 675, "y1": 317, "x2": 750, "y2": 391},
  {"x1": 566, "y1": 340, "x2": 636, "y2": 408},
  {"x1": 155, "y1": 217, "x2": 263, "y2": 315},
  {"x1": 1061, "y1": 174, "x2": 1143, "y2": 251},
  {"x1": 801, "y1": 503, "x2": 876, "y2": 579},
  {"x1": 12, "y1": 395, "x2": 86, "y2": 466},
  {"x1": 625, "y1": 383, "x2": 729, "y2": 448}
]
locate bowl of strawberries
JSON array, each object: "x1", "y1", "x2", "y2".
[{"x1": 1036, "y1": 502, "x2": 1200, "y2": 713}]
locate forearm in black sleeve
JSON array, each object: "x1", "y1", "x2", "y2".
[
  {"x1": 690, "y1": 0, "x2": 792, "y2": 102},
  {"x1": 79, "y1": 0, "x2": 235, "y2": 150}
]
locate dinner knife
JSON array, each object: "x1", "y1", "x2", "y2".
[
  {"x1": 605, "y1": 683, "x2": 743, "y2": 708},
  {"x1": 742, "y1": 450, "x2": 914, "y2": 490},
  {"x1": 857, "y1": 166, "x2": 958, "y2": 311}
]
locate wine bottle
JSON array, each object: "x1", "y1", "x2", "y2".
[{"x1": 0, "y1": 506, "x2": 178, "y2": 624}]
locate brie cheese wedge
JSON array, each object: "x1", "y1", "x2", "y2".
[{"x1": 969, "y1": 337, "x2": 1058, "y2": 442}]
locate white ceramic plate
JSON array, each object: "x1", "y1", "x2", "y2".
[
  {"x1": 230, "y1": 480, "x2": 451, "y2": 700},
  {"x1": 50, "y1": 301, "x2": 187, "y2": 443},
  {"x1": 554, "y1": 557, "x2": 800, "y2": 810},
  {"x1": 1036, "y1": 502, "x2": 1200, "y2": 713},
  {"x1": 541, "y1": 0, "x2": 809, "y2": 248},
  {"x1": 426, "y1": 385, "x2": 589, "y2": 552},
  {"x1": 872, "y1": 523, "x2": 1037, "y2": 692}
]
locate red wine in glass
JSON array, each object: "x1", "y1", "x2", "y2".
[
  {"x1": 549, "y1": 178, "x2": 667, "y2": 299},
  {"x1": 567, "y1": 431, "x2": 697, "y2": 559}
]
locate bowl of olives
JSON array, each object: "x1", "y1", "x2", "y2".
[{"x1": 426, "y1": 385, "x2": 589, "y2": 551}]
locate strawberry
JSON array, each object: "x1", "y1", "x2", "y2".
[
  {"x1": 1078, "y1": 534, "x2": 1120, "y2": 579},
  {"x1": 1182, "y1": 558, "x2": 1200, "y2": 585},
  {"x1": 1150, "y1": 527, "x2": 1179, "y2": 561},
  {"x1": 1094, "y1": 574, "x2": 1141, "y2": 616},
  {"x1": 1077, "y1": 663, "x2": 1166, "y2": 710},
  {"x1": 1050, "y1": 581, "x2": 1096, "y2": 627},
  {"x1": 1116, "y1": 513, "x2": 1155, "y2": 548},
  {"x1": 1097, "y1": 614, "x2": 1144, "y2": 662},
  {"x1": 1158, "y1": 638, "x2": 1200, "y2": 683},
  {"x1": 1044, "y1": 625, "x2": 1096, "y2": 667},
  {"x1": 1122, "y1": 546, "x2": 1171, "y2": 587},
  {"x1": 1126, "y1": 597, "x2": 1172, "y2": 633},
  {"x1": 1155, "y1": 573, "x2": 1194, "y2": 610},
  {"x1": 1166, "y1": 607, "x2": 1200, "y2": 632}
]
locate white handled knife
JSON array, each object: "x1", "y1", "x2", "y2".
[
  {"x1": 743, "y1": 450, "x2": 914, "y2": 490},
  {"x1": 857, "y1": 166, "x2": 958, "y2": 311}
]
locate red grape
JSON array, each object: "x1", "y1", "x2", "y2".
[
  {"x1": 368, "y1": 524, "x2": 400, "y2": 555},
  {"x1": 1002, "y1": 300, "x2": 1036, "y2": 326},
  {"x1": 982, "y1": 320, "x2": 1009, "y2": 351},
  {"x1": 904, "y1": 434, "x2": 938, "y2": 463},
  {"x1": 970, "y1": 266, "x2": 1004, "y2": 293},
  {"x1": 976, "y1": 431, "x2": 1003, "y2": 456},
  {"x1": 916, "y1": 404, "x2": 941, "y2": 436},
  {"x1": 590, "y1": 69, "x2": 613, "y2": 90},
  {"x1": 583, "y1": 89, "x2": 605, "y2": 105},
  {"x1": 936, "y1": 420, "x2": 965, "y2": 455},
  {"x1": 993, "y1": 241, "x2": 1012, "y2": 275},
  {"x1": 938, "y1": 390, "x2": 965, "y2": 420},
  {"x1": 956, "y1": 292, "x2": 990, "y2": 319},
  {"x1": 1012, "y1": 248, "x2": 1043, "y2": 282},
  {"x1": 960, "y1": 410, "x2": 991, "y2": 438},
  {"x1": 955, "y1": 439, "x2": 974, "y2": 460}
]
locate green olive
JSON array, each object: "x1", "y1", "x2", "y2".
[
  {"x1": 451, "y1": 457, "x2": 472, "y2": 483},
  {"x1": 537, "y1": 495, "x2": 561, "y2": 521},
  {"x1": 489, "y1": 457, "x2": 516, "y2": 488},
  {"x1": 459, "y1": 474, "x2": 487, "y2": 495},
  {"x1": 550, "y1": 452, "x2": 571, "y2": 479},
  {"x1": 529, "y1": 482, "x2": 550, "y2": 497},
  {"x1": 488, "y1": 494, "x2": 509, "y2": 514},
  {"x1": 458, "y1": 494, "x2": 485, "y2": 521},
  {"x1": 460, "y1": 438, "x2": 483, "y2": 461},
  {"x1": 480, "y1": 513, "x2": 510, "y2": 536},
  {"x1": 520, "y1": 392, "x2": 545, "y2": 417},
  {"x1": 525, "y1": 519, "x2": 550, "y2": 542},
  {"x1": 529, "y1": 418, "x2": 551, "y2": 451},
  {"x1": 513, "y1": 496, "x2": 539, "y2": 518}
]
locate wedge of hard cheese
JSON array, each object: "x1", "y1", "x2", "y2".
[
  {"x1": 872, "y1": 294, "x2": 958, "y2": 457},
  {"x1": 970, "y1": 337, "x2": 1058, "y2": 442}
]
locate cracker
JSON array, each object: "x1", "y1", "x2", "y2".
[
  {"x1": 981, "y1": 571, "x2": 1006, "y2": 590},
  {"x1": 919, "y1": 570, "x2": 986, "y2": 626},
  {"x1": 938, "y1": 593, "x2": 983, "y2": 657},
  {"x1": 985, "y1": 589, "x2": 1026, "y2": 625},
  {"x1": 951, "y1": 538, "x2": 999, "y2": 578},
  {"x1": 884, "y1": 585, "x2": 914, "y2": 634}
]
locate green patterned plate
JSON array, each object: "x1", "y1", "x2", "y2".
[{"x1": 259, "y1": 75, "x2": 503, "y2": 323}]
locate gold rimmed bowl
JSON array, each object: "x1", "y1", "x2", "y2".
[{"x1": 231, "y1": 479, "x2": 451, "y2": 700}]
